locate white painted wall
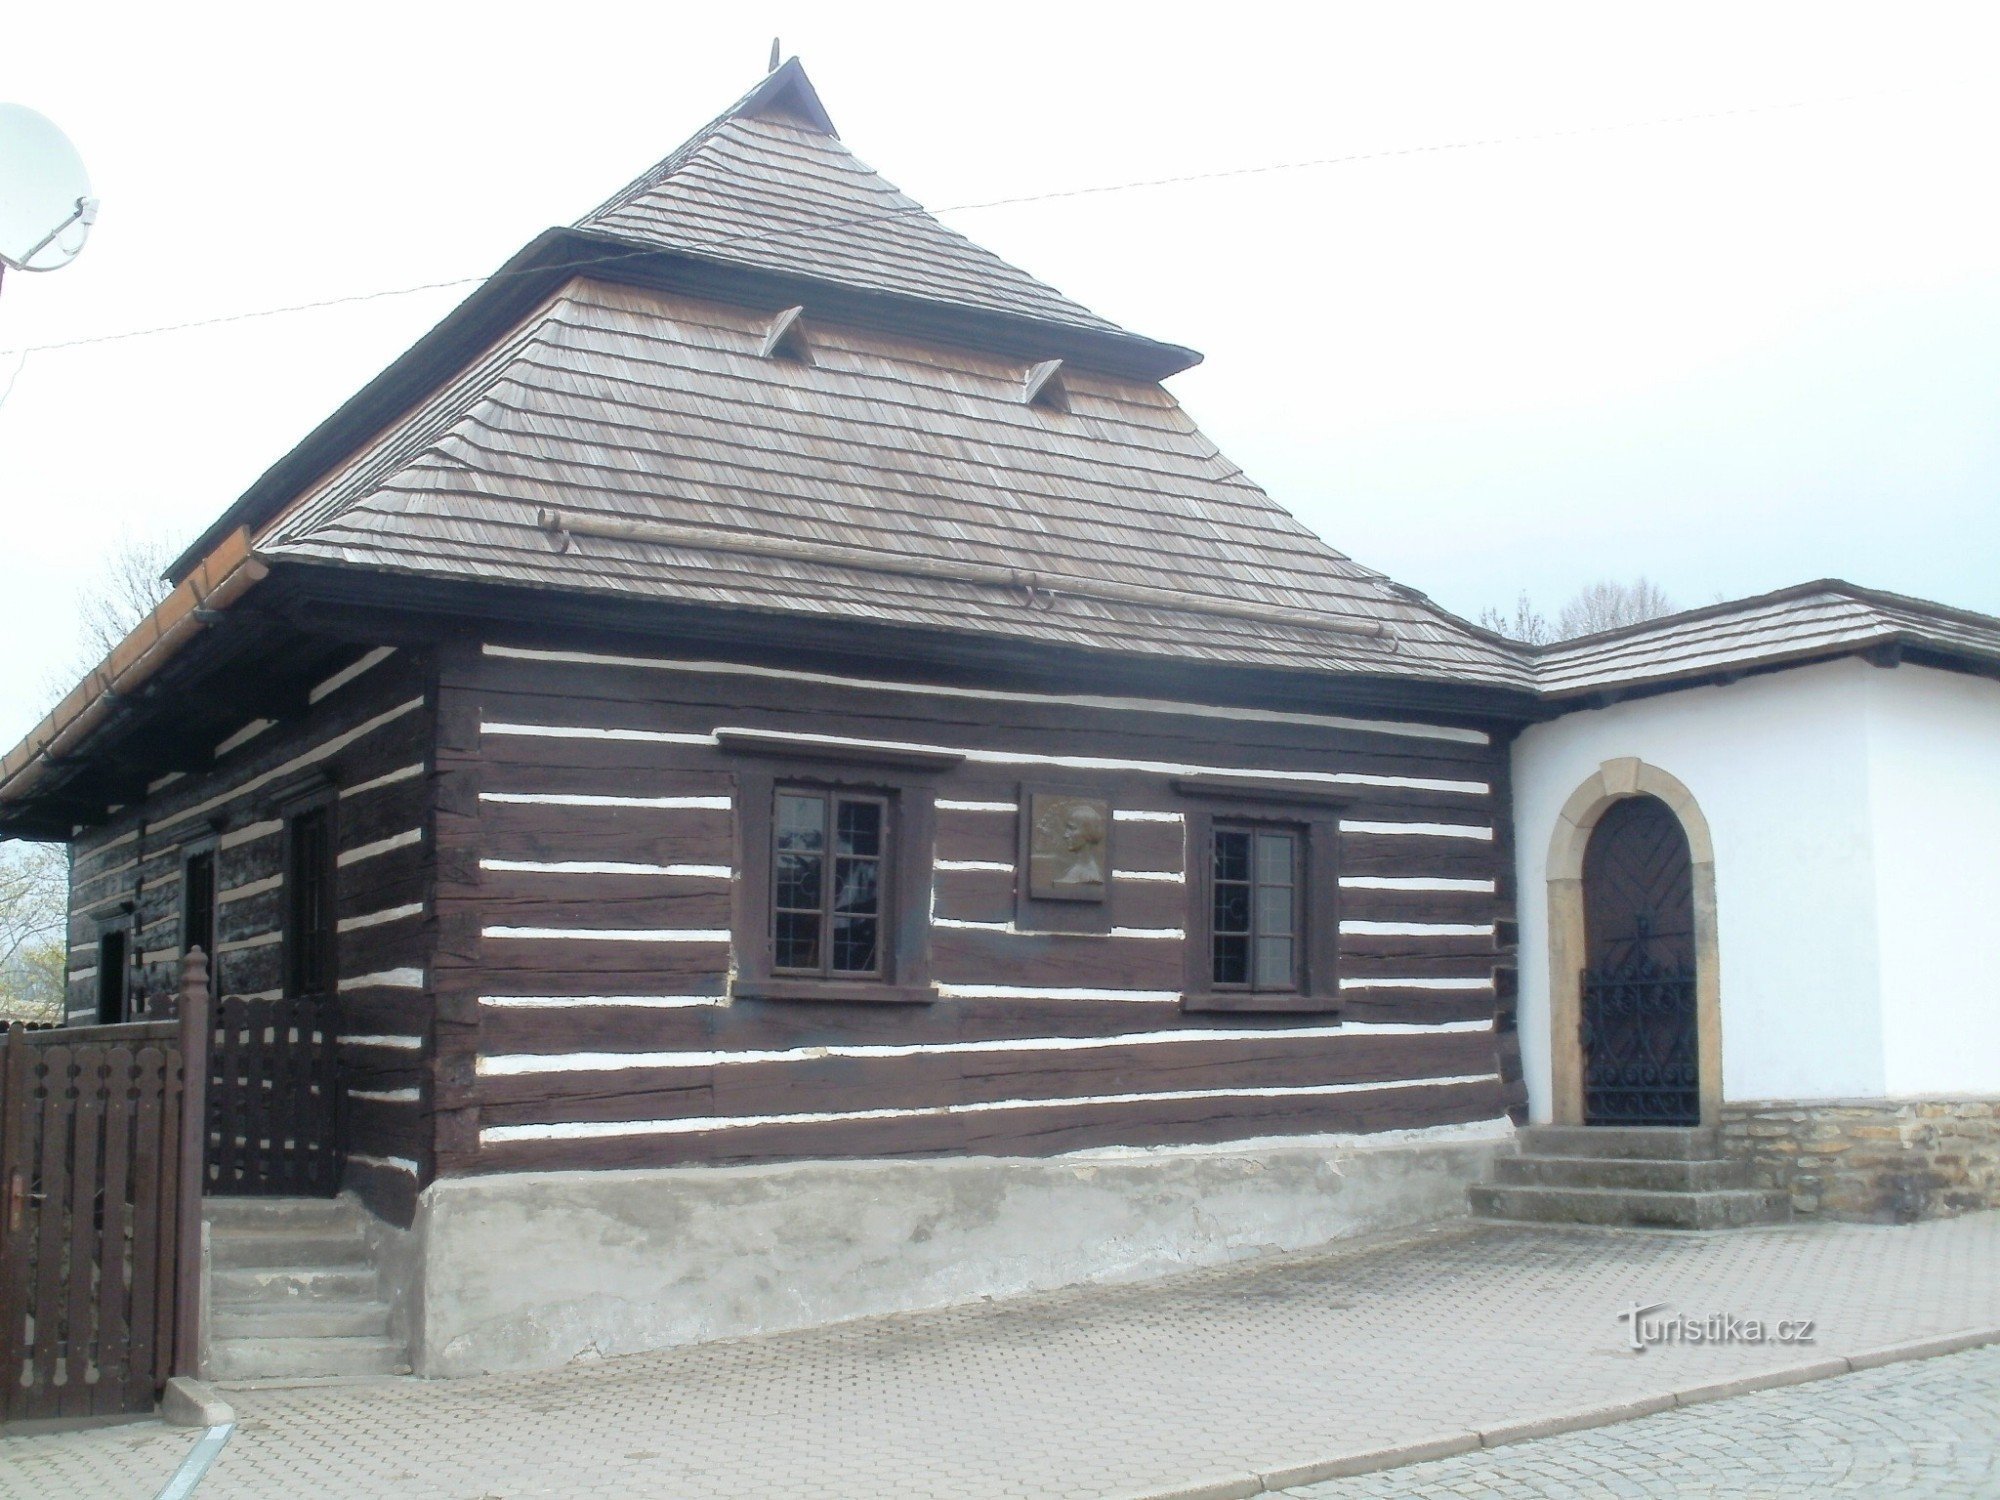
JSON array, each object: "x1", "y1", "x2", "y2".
[
  {"x1": 1862, "y1": 665, "x2": 2000, "y2": 1095},
  {"x1": 1514, "y1": 657, "x2": 2000, "y2": 1114},
  {"x1": 1514, "y1": 658, "x2": 1887, "y2": 1116}
]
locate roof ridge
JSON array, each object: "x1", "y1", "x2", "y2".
[{"x1": 577, "y1": 57, "x2": 835, "y2": 226}]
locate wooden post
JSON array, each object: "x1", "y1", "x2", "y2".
[
  {"x1": 0, "y1": 1023, "x2": 30, "y2": 1424},
  {"x1": 172, "y1": 948, "x2": 212, "y2": 1378}
]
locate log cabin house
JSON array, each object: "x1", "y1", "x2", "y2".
[{"x1": 4, "y1": 60, "x2": 1995, "y2": 1383}]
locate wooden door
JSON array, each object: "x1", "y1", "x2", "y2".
[{"x1": 1579, "y1": 795, "x2": 1699, "y2": 1126}]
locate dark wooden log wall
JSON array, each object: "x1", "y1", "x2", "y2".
[
  {"x1": 433, "y1": 635, "x2": 1522, "y2": 1177},
  {"x1": 63, "y1": 646, "x2": 437, "y2": 1222}
]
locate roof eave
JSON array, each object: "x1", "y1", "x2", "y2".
[
  {"x1": 0, "y1": 527, "x2": 270, "y2": 824},
  {"x1": 166, "y1": 229, "x2": 588, "y2": 584},
  {"x1": 562, "y1": 228, "x2": 1203, "y2": 379},
  {"x1": 1539, "y1": 630, "x2": 2000, "y2": 704},
  {"x1": 1521, "y1": 577, "x2": 1988, "y2": 661},
  {"x1": 267, "y1": 554, "x2": 1544, "y2": 719}
]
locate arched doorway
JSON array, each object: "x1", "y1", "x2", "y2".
[
  {"x1": 1545, "y1": 758, "x2": 1722, "y2": 1128},
  {"x1": 1579, "y1": 795, "x2": 1699, "y2": 1125}
]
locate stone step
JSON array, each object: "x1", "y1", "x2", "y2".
[
  {"x1": 206, "y1": 1374, "x2": 401, "y2": 1392},
  {"x1": 205, "y1": 1196, "x2": 364, "y2": 1234},
  {"x1": 1516, "y1": 1125, "x2": 1723, "y2": 1161},
  {"x1": 209, "y1": 1226, "x2": 370, "y2": 1270},
  {"x1": 212, "y1": 1300, "x2": 394, "y2": 1340},
  {"x1": 208, "y1": 1335, "x2": 410, "y2": 1383},
  {"x1": 1469, "y1": 1183, "x2": 1790, "y2": 1230},
  {"x1": 210, "y1": 1265, "x2": 379, "y2": 1305},
  {"x1": 1494, "y1": 1154, "x2": 1750, "y2": 1192}
]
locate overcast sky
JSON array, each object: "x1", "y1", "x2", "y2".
[{"x1": 1, "y1": 2, "x2": 1995, "y2": 751}]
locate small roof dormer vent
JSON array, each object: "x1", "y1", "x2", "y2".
[
  {"x1": 760, "y1": 305, "x2": 812, "y2": 363},
  {"x1": 1023, "y1": 358, "x2": 1069, "y2": 413}
]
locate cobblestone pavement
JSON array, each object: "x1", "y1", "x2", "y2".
[
  {"x1": 2, "y1": 1212, "x2": 1996, "y2": 1500},
  {"x1": 1288, "y1": 1341, "x2": 2000, "y2": 1498}
]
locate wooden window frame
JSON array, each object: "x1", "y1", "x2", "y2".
[
  {"x1": 281, "y1": 793, "x2": 339, "y2": 1001},
  {"x1": 1178, "y1": 777, "x2": 1345, "y2": 1014},
  {"x1": 732, "y1": 761, "x2": 941, "y2": 1006}
]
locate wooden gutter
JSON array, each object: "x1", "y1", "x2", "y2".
[{"x1": 0, "y1": 527, "x2": 268, "y2": 813}]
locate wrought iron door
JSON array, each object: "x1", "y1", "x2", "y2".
[{"x1": 1580, "y1": 795, "x2": 1699, "y2": 1126}]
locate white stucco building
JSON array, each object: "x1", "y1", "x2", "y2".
[{"x1": 1508, "y1": 582, "x2": 2000, "y2": 1219}]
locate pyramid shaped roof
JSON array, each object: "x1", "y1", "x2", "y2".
[
  {"x1": 225, "y1": 61, "x2": 1527, "y2": 689},
  {"x1": 575, "y1": 60, "x2": 1123, "y2": 336}
]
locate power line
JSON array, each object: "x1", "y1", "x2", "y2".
[
  {"x1": 0, "y1": 352, "x2": 27, "y2": 409},
  {"x1": 0, "y1": 74, "x2": 1972, "y2": 364}
]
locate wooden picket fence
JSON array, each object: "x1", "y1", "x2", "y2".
[{"x1": 0, "y1": 952, "x2": 211, "y2": 1424}]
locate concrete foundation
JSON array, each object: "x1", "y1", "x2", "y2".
[
  {"x1": 404, "y1": 1120, "x2": 1512, "y2": 1377},
  {"x1": 1721, "y1": 1097, "x2": 2000, "y2": 1222}
]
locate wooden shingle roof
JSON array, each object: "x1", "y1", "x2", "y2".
[
  {"x1": 576, "y1": 61, "x2": 1124, "y2": 337},
  {"x1": 1531, "y1": 581, "x2": 2000, "y2": 698},
  {"x1": 260, "y1": 279, "x2": 1528, "y2": 683},
  {"x1": 246, "y1": 60, "x2": 1529, "y2": 688}
]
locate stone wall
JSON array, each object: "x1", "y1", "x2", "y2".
[{"x1": 1720, "y1": 1098, "x2": 2000, "y2": 1223}]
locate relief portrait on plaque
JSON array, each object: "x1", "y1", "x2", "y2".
[{"x1": 1027, "y1": 793, "x2": 1110, "y2": 902}]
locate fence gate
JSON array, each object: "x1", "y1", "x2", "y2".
[
  {"x1": 0, "y1": 954, "x2": 209, "y2": 1423},
  {"x1": 205, "y1": 995, "x2": 342, "y2": 1196}
]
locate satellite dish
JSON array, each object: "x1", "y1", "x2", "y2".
[{"x1": 0, "y1": 103, "x2": 99, "y2": 274}]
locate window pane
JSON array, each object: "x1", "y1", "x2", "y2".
[
  {"x1": 1213, "y1": 934, "x2": 1250, "y2": 986},
  {"x1": 1213, "y1": 884, "x2": 1250, "y2": 934},
  {"x1": 1256, "y1": 832, "x2": 1295, "y2": 886},
  {"x1": 775, "y1": 910, "x2": 822, "y2": 970},
  {"x1": 836, "y1": 799, "x2": 882, "y2": 857},
  {"x1": 776, "y1": 793, "x2": 826, "y2": 852},
  {"x1": 768, "y1": 792, "x2": 896, "y2": 980},
  {"x1": 834, "y1": 857, "x2": 879, "y2": 914},
  {"x1": 1257, "y1": 885, "x2": 1294, "y2": 936},
  {"x1": 1256, "y1": 936, "x2": 1294, "y2": 990},
  {"x1": 775, "y1": 852, "x2": 822, "y2": 911},
  {"x1": 831, "y1": 915, "x2": 879, "y2": 974},
  {"x1": 1213, "y1": 829, "x2": 1250, "y2": 883},
  {"x1": 772, "y1": 788, "x2": 895, "y2": 980}
]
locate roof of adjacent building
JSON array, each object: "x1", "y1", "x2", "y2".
[
  {"x1": 1529, "y1": 581, "x2": 2000, "y2": 698},
  {"x1": 237, "y1": 59, "x2": 1532, "y2": 690}
]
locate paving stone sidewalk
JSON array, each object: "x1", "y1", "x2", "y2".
[
  {"x1": 1288, "y1": 1341, "x2": 2000, "y2": 1497},
  {"x1": 3, "y1": 1212, "x2": 1997, "y2": 1500}
]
